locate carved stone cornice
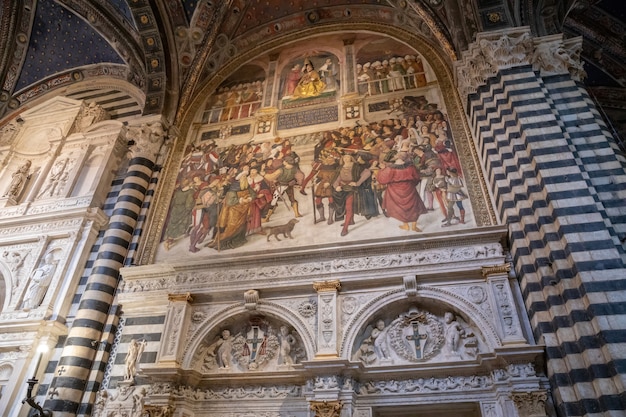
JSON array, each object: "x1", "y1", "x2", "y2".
[
  {"x1": 168, "y1": 293, "x2": 192, "y2": 303},
  {"x1": 313, "y1": 280, "x2": 341, "y2": 293},
  {"x1": 481, "y1": 263, "x2": 511, "y2": 277},
  {"x1": 310, "y1": 400, "x2": 342, "y2": 417},
  {"x1": 120, "y1": 239, "x2": 506, "y2": 295}
]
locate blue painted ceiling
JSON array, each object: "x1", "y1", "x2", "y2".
[{"x1": 15, "y1": 0, "x2": 124, "y2": 91}]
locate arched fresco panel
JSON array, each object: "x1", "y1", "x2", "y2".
[{"x1": 155, "y1": 33, "x2": 486, "y2": 260}]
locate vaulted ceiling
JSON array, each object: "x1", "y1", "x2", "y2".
[{"x1": 0, "y1": 0, "x2": 624, "y2": 142}]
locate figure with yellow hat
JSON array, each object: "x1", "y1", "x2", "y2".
[{"x1": 292, "y1": 58, "x2": 326, "y2": 99}]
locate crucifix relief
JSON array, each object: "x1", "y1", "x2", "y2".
[
  {"x1": 406, "y1": 321, "x2": 428, "y2": 359},
  {"x1": 244, "y1": 325, "x2": 266, "y2": 363}
]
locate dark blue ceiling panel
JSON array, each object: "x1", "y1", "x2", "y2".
[
  {"x1": 15, "y1": 0, "x2": 125, "y2": 91},
  {"x1": 182, "y1": 0, "x2": 200, "y2": 23},
  {"x1": 109, "y1": 0, "x2": 135, "y2": 27}
]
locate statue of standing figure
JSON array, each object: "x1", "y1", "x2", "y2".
[
  {"x1": 124, "y1": 339, "x2": 147, "y2": 380},
  {"x1": 4, "y1": 160, "x2": 32, "y2": 199},
  {"x1": 38, "y1": 157, "x2": 70, "y2": 198},
  {"x1": 443, "y1": 312, "x2": 465, "y2": 355},
  {"x1": 22, "y1": 252, "x2": 57, "y2": 310}
]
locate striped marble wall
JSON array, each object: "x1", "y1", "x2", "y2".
[{"x1": 465, "y1": 63, "x2": 626, "y2": 415}]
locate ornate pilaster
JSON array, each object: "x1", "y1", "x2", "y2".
[
  {"x1": 310, "y1": 400, "x2": 342, "y2": 417},
  {"x1": 264, "y1": 53, "x2": 279, "y2": 108},
  {"x1": 157, "y1": 293, "x2": 193, "y2": 365},
  {"x1": 313, "y1": 280, "x2": 341, "y2": 358},
  {"x1": 342, "y1": 38, "x2": 356, "y2": 93},
  {"x1": 484, "y1": 266, "x2": 525, "y2": 344},
  {"x1": 511, "y1": 391, "x2": 548, "y2": 417}
]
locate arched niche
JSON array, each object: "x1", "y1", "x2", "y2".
[
  {"x1": 183, "y1": 302, "x2": 315, "y2": 374},
  {"x1": 341, "y1": 287, "x2": 502, "y2": 364},
  {"x1": 0, "y1": 272, "x2": 6, "y2": 312}
]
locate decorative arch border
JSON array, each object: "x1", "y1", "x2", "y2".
[
  {"x1": 340, "y1": 285, "x2": 502, "y2": 359},
  {"x1": 0, "y1": 261, "x2": 14, "y2": 312},
  {"x1": 141, "y1": 20, "x2": 496, "y2": 263},
  {"x1": 182, "y1": 300, "x2": 316, "y2": 369}
]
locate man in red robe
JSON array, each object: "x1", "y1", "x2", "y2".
[{"x1": 377, "y1": 156, "x2": 427, "y2": 232}]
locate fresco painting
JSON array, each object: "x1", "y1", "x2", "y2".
[
  {"x1": 156, "y1": 36, "x2": 473, "y2": 260},
  {"x1": 280, "y1": 54, "x2": 340, "y2": 108}
]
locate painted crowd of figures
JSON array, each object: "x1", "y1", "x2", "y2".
[{"x1": 162, "y1": 100, "x2": 469, "y2": 253}]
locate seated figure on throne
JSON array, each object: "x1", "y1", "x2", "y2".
[{"x1": 292, "y1": 59, "x2": 326, "y2": 99}]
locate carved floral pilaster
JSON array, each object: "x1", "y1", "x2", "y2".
[
  {"x1": 157, "y1": 293, "x2": 193, "y2": 365},
  {"x1": 314, "y1": 280, "x2": 340, "y2": 357},
  {"x1": 487, "y1": 274, "x2": 525, "y2": 344}
]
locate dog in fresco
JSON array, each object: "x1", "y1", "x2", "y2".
[{"x1": 265, "y1": 218, "x2": 299, "y2": 242}]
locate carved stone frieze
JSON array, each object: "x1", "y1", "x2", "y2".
[
  {"x1": 358, "y1": 374, "x2": 493, "y2": 394},
  {"x1": 0, "y1": 215, "x2": 86, "y2": 235},
  {"x1": 92, "y1": 384, "x2": 147, "y2": 417},
  {"x1": 172, "y1": 384, "x2": 302, "y2": 400},
  {"x1": 141, "y1": 404, "x2": 175, "y2": 417},
  {"x1": 120, "y1": 242, "x2": 503, "y2": 294}
]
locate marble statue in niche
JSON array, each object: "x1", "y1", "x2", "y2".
[
  {"x1": 123, "y1": 338, "x2": 147, "y2": 381},
  {"x1": 3, "y1": 160, "x2": 32, "y2": 199},
  {"x1": 37, "y1": 155, "x2": 74, "y2": 198},
  {"x1": 21, "y1": 251, "x2": 57, "y2": 311}
]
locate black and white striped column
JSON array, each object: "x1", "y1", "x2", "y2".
[
  {"x1": 44, "y1": 123, "x2": 164, "y2": 416},
  {"x1": 459, "y1": 29, "x2": 626, "y2": 416}
]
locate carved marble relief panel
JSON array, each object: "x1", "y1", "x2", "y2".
[
  {"x1": 350, "y1": 303, "x2": 487, "y2": 366},
  {"x1": 191, "y1": 314, "x2": 307, "y2": 373}
]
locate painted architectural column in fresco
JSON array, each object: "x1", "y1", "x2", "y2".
[
  {"x1": 343, "y1": 38, "x2": 356, "y2": 94},
  {"x1": 265, "y1": 53, "x2": 279, "y2": 109},
  {"x1": 313, "y1": 280, "x2": 341, "y2": 357},
  {"x1": 458, "y1": 27, "x2": 626, "y2": 416},
  {"x1": 44, "y1": 121, "x2": 166, "y2": 416}
]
